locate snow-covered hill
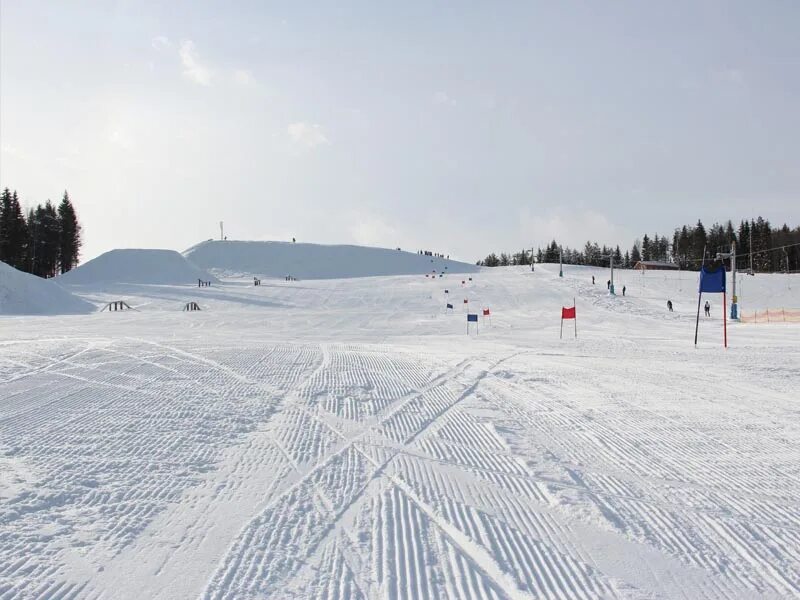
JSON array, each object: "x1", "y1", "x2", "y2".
[
  {"x1": 183, "y1": 240, "x2": 479, "y2": 279},
  {"x1": 2, "y1": 264, "x2": 799, "y2": 598},
  {"x1": 0, "y1": 261, "x2": 95, "y2": 315},
  {"x1": 58, "y1": 248, "x2": 216, "y2": 286}
]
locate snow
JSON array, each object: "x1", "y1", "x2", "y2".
[
  {"x1": 58, "y1": 248, "x2": 217, "y2": 285},
  {"x1": 1, "y1": 263, "x2": 799, "y2": 599},
  {"x1": 0, "y1": 261, "x2": 95, "y2": 315},
  {"x1": 183, "y1": 239, "x2": 479, "y2": 279}
]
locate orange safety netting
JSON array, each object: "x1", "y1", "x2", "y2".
[{"x1": 739, "y1": 309, "x2": 800, "y2": 323}]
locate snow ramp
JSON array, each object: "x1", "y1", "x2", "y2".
[
  {"x1": 59, "y1": 249, "x2": 217, "y2": 286},
  {"x1": 183, "y1": 240, "x2": 479, "y2": 279},
  {"x1": 0, "y1": 261, "x2": 95, "y2": 315}
]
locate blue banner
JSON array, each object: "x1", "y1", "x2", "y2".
[
  {"x1": 699, "y1": 263, "x2": 726, "y2": 293},
  {"x1": 467, "y1": 314, "x2": 478, "y2": 322}
]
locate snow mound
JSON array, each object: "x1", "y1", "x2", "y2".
[
  {"x1": 0, "y1": 261, "x2": 95, "y2": 315},
  {"x1": 183, "y1": 240, "x2": 479, "y2": 279},
  {"x1": 59, "y1": 249, "x2": 217, "y2": 286}
]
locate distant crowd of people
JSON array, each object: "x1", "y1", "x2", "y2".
[{"x1": 419, "y1": 250, "x2": 449, "y2": 259}]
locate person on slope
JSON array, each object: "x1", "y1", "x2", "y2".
[
  {"x1": 622, "y1": 286, "x2": 626, "y2": 296},
  {"x1": 592, "y1": 275, "x2": 595, "y2": 285},
  {"x1": 607, "y1": 279, "x2": 611, "y2": 290},
  {"x1": 667, "y1": 300, "x2": 673, "y2": 312},
  {"x1": 704, "y1": 301, "x2": 711, "y2": 317}
]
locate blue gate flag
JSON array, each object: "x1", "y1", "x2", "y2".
[
  {"x1": 446, "y1": 303, "x2": 453, "y2": 309},
  {"x1": 467, "y1": 313, "x2": 478, "y2": 322},
  {"x1": 699, "y1": 263, "x2": 726, "y2": 293}
]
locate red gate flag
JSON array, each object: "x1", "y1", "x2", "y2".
[
  {"x1": 483, "y1": 308, "x2": 490, "y2": 316},
  {"x1": 561, "y1": 298, "x2": 577, "y2": 339},
  {"x1": 464, "y1": 298, "x2": 468, "y2": 304}
]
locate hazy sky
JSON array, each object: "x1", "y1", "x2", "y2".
[{"x1": 1, "y1": 1, "x2": 798, "y2": 262}]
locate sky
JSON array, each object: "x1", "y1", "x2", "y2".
[{"x1": 1, "y1": 1, "x2": 799, "y2": 263}]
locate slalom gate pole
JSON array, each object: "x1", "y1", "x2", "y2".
[
  {"x1": 560, "y1": 317, "x2": 563, "y2": 339},
  {"x1": 574, "y1": 298, "x2": 577, "y2": 339},
  {"x1": 694, "y1": 292, "x2": 702, "y2": 346},
  {"x1": 723, "y1": 291, "x2": 727, "y2": 348}
]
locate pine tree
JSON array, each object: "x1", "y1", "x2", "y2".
[
  {"x1": 58, "y1": 191, "x2": 82, "y2": 273},
  {"x1": 0, "y1": 188, "x2": 12, "y2": 264},
  {"x1": 724, "y1": 220, "x2": 736, "y2": 246},
  {"x1": 9, "y1": 192, "x2": 29, "y2": 270},
  {"x1": 28, "y1": 201, "x2": 61, "y2": 277},
  {"x1": 641, "y1": 234, "x2": 651, "y2": 261},
  {"x1": 692, "y1": 220, "x2": 707, "y2": 264},
  {"x1": 0, "y1": 190, "x2": 29, "y2": 270},
  {"x1": 630, "y1": 241, "x2": 641, "y2": 266}
]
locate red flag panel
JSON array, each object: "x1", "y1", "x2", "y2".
[
  {"x1": 562, "y1": 306, "x2": 576, "y2": 319},
  {"x1": 483, "y1": 309, "x2": 490, "y2": 316}
]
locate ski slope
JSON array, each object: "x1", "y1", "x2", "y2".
[
  {"x1": 183, "y1": 240, "x2": 479, "y2": 279},
  {"x1": 58, "y1": 249, "x2": 216, "y2": 286},
  {"x1": 1, "y1": 264, "x2": 798, "y2": 599},
  {"x1": 0, "y1": 261, "x2": 95, "y2": 315}
]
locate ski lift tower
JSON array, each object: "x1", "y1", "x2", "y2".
[
  {"x1": 716, "y1": 241, "x2": 737, "y2": 319},
  {"x1": 599, "y1": 252, "x2": 616, "y2": 295}
]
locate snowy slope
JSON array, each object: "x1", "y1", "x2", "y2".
[
  {"x1": 183, "y1": 239, "x2": 479, "y2": 279},
  {"x1": 58, "y1": 248, "x2": 217, "y2": 285},
  {"x1": 1, "y1": 265, "x2": 799, "y2": 599},
  {"x1": 0, "y1": 261, "x2": 95, "y2": 315}
]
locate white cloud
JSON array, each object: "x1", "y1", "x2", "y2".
[
  {"x1": 518, "y1": 209, "x2": 633, "y2": 251},
  {"x1": 349, "y1": 214, "x2": 398, "y2": 248},
  {"x1": 179, "y1": 40, "x2": 212, "y2": 86},
  {"x1": 106, "y1": 127, "x2": 134, "y2": 150},
  {"x1": 233, "y1": 68, "x2": 256, "y2": 86},
  {"x1": 714, "y1": 67, "x2": 744, "y2": 86},
  {"x1": 287, "y1": 122, "x2": 330, "y2": 149},
  {"x1": 151, "y1": 35, "x2": 171, "y2": 51},
  {"x1": 433, "y1": 91, "x2": 456, "y2": 106}
]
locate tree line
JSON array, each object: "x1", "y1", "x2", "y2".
[
  {"x1": 0, "y1": 188, "x2": 83, "y2": 278},
  {"x1": 477, "y1": 216, "x2": 800, "y2": 272}
]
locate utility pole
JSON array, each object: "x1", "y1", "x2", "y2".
[
  {"x1": 609, "y1": 254, "x2": 615, "y2": 295},
  {"x1": 749, "y1": 226, "x2": 753, "y2": 275},
  {"x1": 220, "y1": 221, "x2": 224, "y2": 241},
  {"x1": 531, "y1": 246, "x2": 535, "y2": 272},
  {"x1": 786, "y1": 249, "x2": 791, "y2": 290},
  {"x1": 559, "y1": 246, "x2": 563, "y2": 277},
  {"x1": 716, "y1": 242, "x2": 737, "y2": 319},
  {"x1": 599, "y1": 252, "x2": 616, "y2": 295}
]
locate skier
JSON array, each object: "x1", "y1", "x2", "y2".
[
  {"x1": 667, "y1": 300, "x2": 673, "y2": 312},
  {"x1": 607, "y1": 279, "x2": 611, "y2": 290},
  {"x1": 592, "y1": 275, "x2": 595, "y2": 285},
  {"x1": 622, "y1": 285, "x2": 626, "y2": 296},
  {"x1": 704, "y1": 301, "x2": 710, "y2": 317}
]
